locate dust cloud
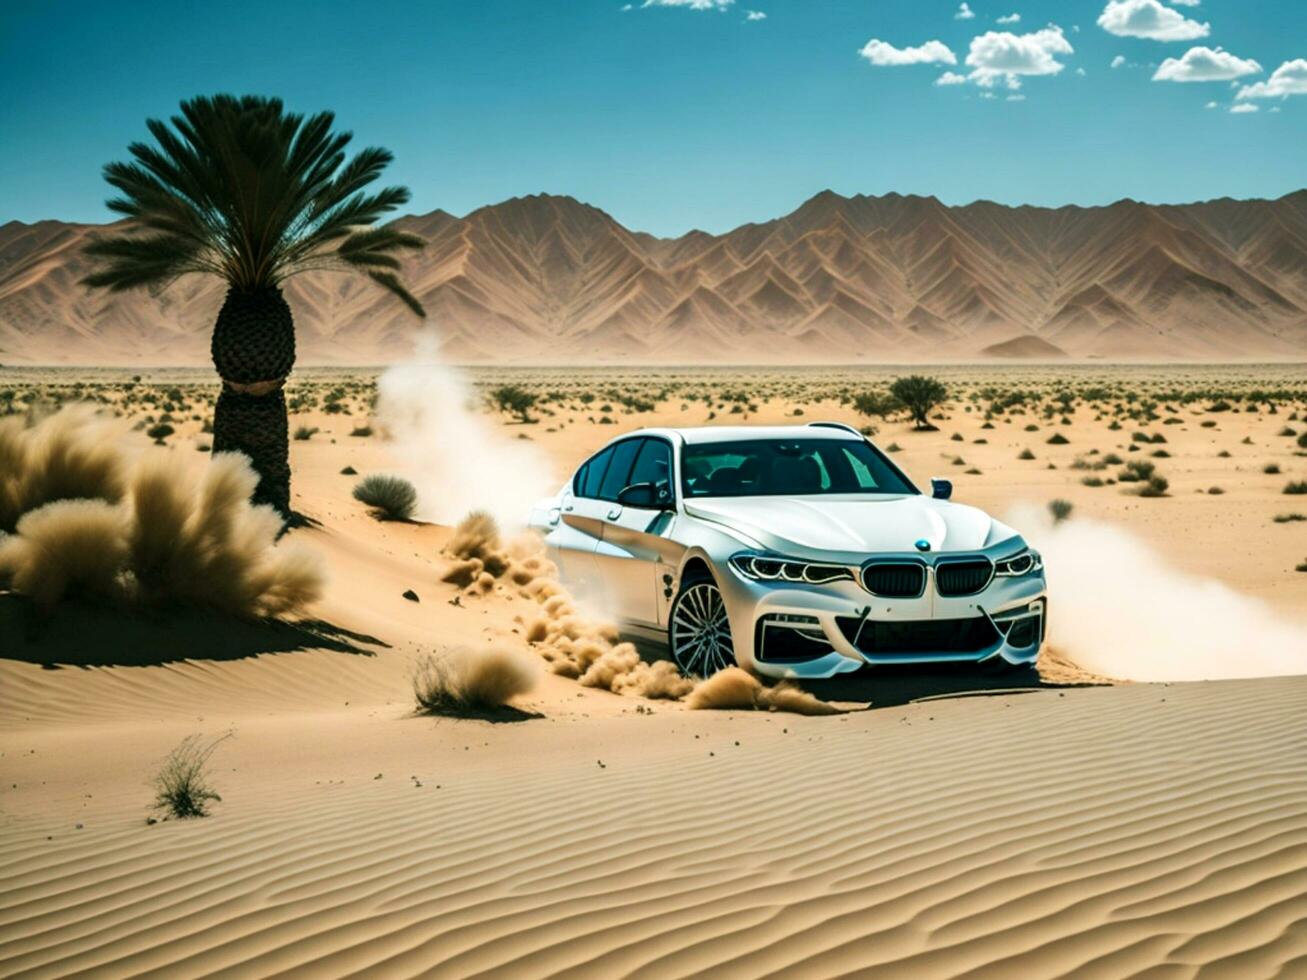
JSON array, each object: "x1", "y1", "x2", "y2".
[
  {"x1": 376, "y1": 337, "x2": 556, "y2": 528},
  {"x1": 1011, "y1": 506, "x2": 1307, "y2": 682}
]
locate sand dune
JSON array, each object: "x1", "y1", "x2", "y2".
[
  {"x1": 4, "y1": 190, "x2": 1307, "y2": 365},
  {"x1": 5, "y1": 366, "x2": 1307, "y2": 976},
  {"x1": 5, "y1": 674, "x2": 1307, "y2": 975}
]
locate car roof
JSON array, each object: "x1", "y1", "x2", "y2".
[{"x1": 614, "y1": 424, "x2": 863, "y2": 446}]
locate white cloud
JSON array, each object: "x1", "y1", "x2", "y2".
[
  {"x1": 1230, "y1": 103, "x2": 1259, "y2": 113},
  {"x1": 956, "y1": 2, "x2": 976, "y2": 20},
  {"x1": 1153, "y1": 46, "x2": 1262, "y2": 82},
  {"x1": 1169, "y1": 0, "x2": 1200, "y2": 5},
  {"x1": 1075, "y1": 66, "x2": 1087, "y2": 75},
  {"x1": 1097, "y1": 0, "x2": 1209, "y2": 41},
  {"x1": 744, "y1": 9, "x2": 766, "y2": 20},
  {"x1": 935, "y1": 71, "x2": 969, "y2": 85},
  {"x1": 1269, "y1": 105, "x2": 1281, "y2": 112},
  {"x1": 1236, "y1": 59, "x2": 1307, "y2": 100},
  {"x1": 997, "y1": 13, "x2": 1021, "y2": 24},
  {"x1": 639, "y1": 0, "x2": 733, "y2": 9},
  {"x1": 859, "y1": 38, "x2": 957, "y2": 67},
  {"x1": 1111, "y1": 54, "x2": 1127, "y2": 68},
  {"x1": 1204, "y1": 100, "x2": 1217, "y2": 108},
  {"x1": 1006, "y1": 93, "x2": 1027, "y2": 101},
  {"x1": 964, "y1": 25, "x2": 1074, "y2": 88}
]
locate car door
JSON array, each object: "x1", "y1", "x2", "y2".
[
  {"x1": 594, "y1": 437, "x2": 682, "y2": 627},
  {"x1": 554, "y1": 443, "x2": 624, "y2": 598}
]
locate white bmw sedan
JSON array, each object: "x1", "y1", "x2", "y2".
[{"x1": 529, "y1": 423, "x2": 1047, "y2": 679}]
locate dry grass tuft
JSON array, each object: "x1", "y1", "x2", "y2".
[
  {"x1": 0, "y1": 499, "x2": 129, "y2": 609},
  {"x1": 153, "y1": 733, "x2": 229, "y2": 819},
  {"x1": 0, "y1": 407, "x2": 127, "y2": 533},
  {"x1": 0, "y1": 408, "x2": 323, "y2": 616},
  {"x1": 413, "y1": 646, "x2": 541, "y2": 717}
]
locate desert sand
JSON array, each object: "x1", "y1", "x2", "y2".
[{"x1": 4, "y1": 362, "x2": 1307, "y2": 976}]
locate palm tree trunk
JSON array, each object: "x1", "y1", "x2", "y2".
[{"x1": 210, "y1": 286, "x2": 296, "y2": 516}]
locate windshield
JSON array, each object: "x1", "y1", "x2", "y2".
[{"x1": 681, "y1": 438, "x2": 917, "y2": 498}]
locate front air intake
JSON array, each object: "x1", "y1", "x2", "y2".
[
  {"x1": 861, "y1": 562, "x2": 926, "y2": 598},
  {"x1": 935, "y1": 559, "x2": 994, "y2": 597}
]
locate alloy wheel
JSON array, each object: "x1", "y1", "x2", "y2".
[{"x1": 670, "y1": 582, "x2": 735, "y2": 677}]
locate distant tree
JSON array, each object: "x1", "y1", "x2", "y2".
[
  {"x1": 852, "y1": 390, "x2": 899, "y2": 421},
  {"x1": 491, "y1": 385, "x2": 538, "y2": 423},
  {"x1": 890, "y1": 375, "x2": 948, "y2": 431}
]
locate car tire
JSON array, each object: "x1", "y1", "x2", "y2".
[{"x1": 668, "y1": 567, "x2": 737, "y2": 678}]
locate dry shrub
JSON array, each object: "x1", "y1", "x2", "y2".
[
  {"x1": 128, "y1": 451, "x2": 324, "y2": 616},
  {"x1": 413, "y1": 645, "x2": 541, "y2": 716},
  {"x1": 0, "y1": 407, "x2": 127, "y2": 532},
  {"x1": 153, "y1": 733, "x2": 228, "y2": 819},
  {"x1": 352, "y1": 474, "x2": 417, "y2": 521},
  {"x1": 0, "y1": 407, "x2": 322, "y2": 617},
  {"x1": 0, "y1": 499, "x2": 129, "y2": 609},
  {"x1": 686, "y1": 667, "x2": 841, "y2": 715}
]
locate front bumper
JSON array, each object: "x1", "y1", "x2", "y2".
[{"x1": 719, "y1": 555, "x2": 1048, "y2": 680}]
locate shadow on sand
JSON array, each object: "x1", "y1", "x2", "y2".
[
  {"x1": 627, "y1": 633, "x2": 1106, "y2": 709},
  {"x1": 804, "y1": 663, "x2": 1106, "y2": 709},
  {"x1": 412, "y1": 704, "x2": 544, "y2": 725},
  {"x1": 0, "y1": 593, "x2": 387, "y2": 668}
]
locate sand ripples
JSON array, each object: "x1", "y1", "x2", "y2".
[{"x1": 4, "y1": 678, "x2": 1307, "y2": 977}]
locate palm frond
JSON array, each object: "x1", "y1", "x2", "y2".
[
  {"x1": 83, "y1": 94, "x2": 424, "y2": 316},
  {"x1": 367, "y1": 271, "x2": 426, "y2": 318}
]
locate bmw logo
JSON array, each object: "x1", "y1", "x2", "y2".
[{"x1": 914, "y1": 539, "x2": 931, "y2": 552}]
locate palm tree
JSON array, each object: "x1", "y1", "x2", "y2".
[{"x1": 83, "y1": 94, "x2": 425, "y2": 517}]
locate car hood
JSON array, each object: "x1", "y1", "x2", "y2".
[{"x1": 683, "y1": 494, "x2": 1017, "y2": 560}]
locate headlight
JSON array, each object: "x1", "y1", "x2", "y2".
[
  {"x1": 994, "y1": 547, "x2": 1043, "y2": 577},
  {"x1": 728, "y1": 552, "x2": 854, "y2": 585}
]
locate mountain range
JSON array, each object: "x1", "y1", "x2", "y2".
[{"x1": 3, "y1": 189, "x2": 1307, "y2": 364}]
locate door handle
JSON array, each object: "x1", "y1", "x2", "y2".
[
  {"x1": 607, "y1": 506, "x2": 622, "y2": 520},
  {"x1": 563, "y1": 504, "x2": 574, "y2": 512}
]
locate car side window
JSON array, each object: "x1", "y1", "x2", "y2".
[
  {"x1": 577, "y1": 447, "x2": 614, "y2": 499},
  {"x1": 625, "y1": 438, "x2": 674, "y2": 505},
  {"x1": 598, "y1": 439, "x2": 643, "y2": 502}
]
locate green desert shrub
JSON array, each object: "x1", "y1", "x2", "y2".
[
  {"x1": 1285, "y1": 481, "x2": 1307, "y2": 496},
  {"x1": 293, "y1": 425, "x2": 318, "y2": 440},
  {"x1": 491, "y1": 385, "x2": 539, "y2": 423},
  {"x1": 353, "y1": 474, "x2": 418, "y2": 520},
  {"x1": 890, "y1": 375, "x2": 947, "y2": 431},
  {"x1": 853, "y1": 390, "x2": 899, "y2": 420},
  {"x1": 1049, "y1": 499, "x2": 1074, "y2": 523},
  {"x1": 1138, "y1": 475, "x2": 1170, "y2": 497}
]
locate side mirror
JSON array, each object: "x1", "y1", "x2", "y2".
[
  {"x1": 618, "y1": 482, "x2": 666, "y2": 509},
  {"x1": 931, "y1": 477, "x2": 953, "y2": 501}
]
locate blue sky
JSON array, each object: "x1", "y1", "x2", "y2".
[{"x1": 1, "y1": 0, "x2": 1303, "y2": 236}]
